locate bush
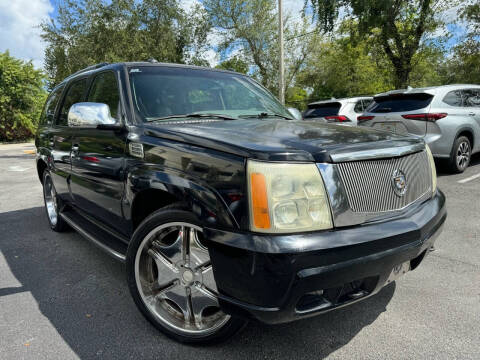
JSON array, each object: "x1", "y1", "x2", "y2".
[{"x1": 0, "y1": 51, "x2": 47, "y2": 142}]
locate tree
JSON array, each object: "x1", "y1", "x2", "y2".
[
  {"x1": 0, "y1": 51, "x2": 47, "y2": 142},
  {"x1": 441, "y1": 3, "x2": 480, "y2": 83},
  {"x1": 216, "y1": 56, "x2": 249, "y2": 74},
  {"x1": 41, "y1": 0, "x2": 211, "y2": 88},
  {"x1": 204, "y1": 0, "x2": 316, "y2": 95},
  {"x1": 308, "y1": 0, "x2": 448, "y2": 88}
]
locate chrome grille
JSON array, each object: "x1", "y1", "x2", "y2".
[{"x1": 337, "y1": 150, "x2": 432, "y2": 213}]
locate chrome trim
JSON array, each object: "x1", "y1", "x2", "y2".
[
  {"x1": 337, "y1": 150, "x2": 431, "y2": 213},
  {"x1": 68, "y1": 102, "x2": 118, "y2": 127},
  {"x1": 60, "y1": 213, "x2": 126, "y2": 261},
  {"x1": 329, "y1": 142, "x2": 425, "y2": 162},
  {"x1": 134, "y1": 222, "x2": 230, "y2": 336},
  {"x1": 129, "y1": 142, "x2": 144, "y2": 158},
  {"x1": 317, "y1": 151, "x2": 432, "y2": 227}
]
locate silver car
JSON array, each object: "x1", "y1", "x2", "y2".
[
  {"x1": 304, "y1": 96, "x2": 373, "y2": 125},
  {"x1": 358, "y1": 85, "x2": 480, "y2": 173}
]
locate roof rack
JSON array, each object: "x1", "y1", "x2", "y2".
[{"x1": 64, "y1": 62, "x2": 109, "y2": 82}]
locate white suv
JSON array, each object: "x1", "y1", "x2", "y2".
[
  {"x1": 358, "y1": 85, "x2": 480, "y2": 173},
  {"x1": 303, "y1": 97, "x2": 373, "y2": 125}
]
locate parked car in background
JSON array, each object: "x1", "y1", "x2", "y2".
[
  {"x1": 303, "y1": 97, "x2": 373, "y2": 125},
  {"x1": 358, "y1": 85, "x2": 480, "y2": 173}
]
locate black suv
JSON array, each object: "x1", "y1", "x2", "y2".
[{"x1": 35, "y1": 62, "x2": 446, "y2": 344}]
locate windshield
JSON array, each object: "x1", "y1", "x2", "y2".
[{"x1": 128, "y1": 66, "x2": 292, "y2": 121}]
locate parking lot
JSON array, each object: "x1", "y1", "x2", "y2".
[{"x1": 0, "y1": 142, "x2": 479, "y2": 359}]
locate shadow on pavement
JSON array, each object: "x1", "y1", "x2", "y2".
[{"x1": 0, "y1": 206, "x2": 395, "y2": 359}]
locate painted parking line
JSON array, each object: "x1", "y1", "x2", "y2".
[
  {"x1": 22, "y1": 150, "x2": 36, "y2": 155},
  {"x1": 458, "y1": 172, "x2": 480, "y2": 184}
]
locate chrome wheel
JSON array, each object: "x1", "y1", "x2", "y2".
[
  {"x1": 456, "y1": 141, "x2": 470, "y2": 169},
  {"x1": 134, "y1": 222, "x2": 229, "y2": 336},
  {"x1": 44, "y1": 174, "x2": 58, "y2": 226}
]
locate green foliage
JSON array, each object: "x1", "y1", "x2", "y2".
[
  {"x1": 309, "y1": 0, "x2": 449, "y2": 88},
  {"x1": 216, "y1": 56, "x2": 249, "y2": 74},
  {"x1": 41, "y1": 0, "x2": 211, "y2": 89},
  {"x1": 441, "y1": 3, "x2": 480, "y2": 84},
  {"x1": 0, "y1": 51, "x2": 47, "y2": 142},
  {"x1": 285, "y1": 86, "x2": 308, "y2": 110},
  {"x1": 204, "y1": 0, "x2": 317, "y2": 96}
]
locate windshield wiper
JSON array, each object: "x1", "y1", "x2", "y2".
[
  {"x1": 147, "y1": 113, "x2": 238, "y2": 122},
  {"x1": 239, "y1": 112, "x2": 293, "y2": 120}
]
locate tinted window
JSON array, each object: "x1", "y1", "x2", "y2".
[
  {"x1": 39, "y1": 85, "x2": 64, "y2": 125},
  {"x1": 354, "y1": 99, "x2": 372, "y2": 113},
  {"x1": 129, "y1": 67, "x2": 292, "y2": 121},
  {"x1": 354, "y1": 101, "x2": 364, "y2": 113},
  {"x1": 443, "y1": 90, "x2": 463, "y2": 107},
  {"x1": 87, "y1": 72, "x2": 121, "y2": 119},
  {"x1": 362, "y1": 99, "x2": 373, "y2": 110},
  {"x1": 303, "y1": 102, "x2": 341, "y2": 118},
  {"x1": 463, "y1": 89, "x2": 480, "y2": 107},
  {"x1": 368, "y1": 94, "x2": 433, "y2": 113},
  {"x1": 58, "y1": 79, "x2": 88, "y2": 126}
]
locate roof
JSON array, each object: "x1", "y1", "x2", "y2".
[
  {"x1": 59, "y1": 61, "x2": 244, "y2": 86},
  {"x1": 374, "y1": 84, "x2": 480, "y2": 98}
]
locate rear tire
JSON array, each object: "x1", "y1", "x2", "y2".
[
  {"x1": 448, "y1": 136, "x2": 471, "y2": 173},
  {"x1": 126, "y1": 204, "x2": 247, "y2": 344},
  {"x1": 42, "y1": 170, "x2": 69, "y2": 232}
]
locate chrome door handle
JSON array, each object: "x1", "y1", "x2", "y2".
[{"x1": 468, "y1": 112, "x2": 475, "y2": 116}]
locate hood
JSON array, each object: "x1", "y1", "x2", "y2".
[{"x1": 143, "y1": 119, "x2": 424, "y2": 162}]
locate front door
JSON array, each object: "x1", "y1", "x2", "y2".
[
  {"x1": 69, "y1": 71, "x2": 128, "y2": 235},
  {"x1": 50, "y1": 78, "x2": 88, "y2": 201}
]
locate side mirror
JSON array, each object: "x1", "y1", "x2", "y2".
[
  {"x1": 68, "y1": 102, "x2": 118, "y2": 128},
  {"x1": 287, "y1": 107, "x2": 303, "y2": 121}
]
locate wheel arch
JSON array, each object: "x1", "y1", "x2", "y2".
[
  {"x1": 126, "y1": 165, "x2": 238, "y2": 234},
  {"x1": 37, "y1": 158, "x2": 48, "y2": 184},
  {"x1": 455, "y1": 128, "x2": 474, "y2": 150}
]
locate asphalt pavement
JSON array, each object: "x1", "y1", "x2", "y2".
[{"x1": 0, "y1": 142, "x2": 479, "y2": 359}]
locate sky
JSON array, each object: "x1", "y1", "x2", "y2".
[{"x1": 0, "y1": 0, "x2": 469, "y2": 70}]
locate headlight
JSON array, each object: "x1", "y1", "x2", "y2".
[
  {"x1": 247, "y1": 160, "x2": 333, "y2": 233},
  {"x1": 425, "y1": 144, "x2": 437, "y2": 195}
]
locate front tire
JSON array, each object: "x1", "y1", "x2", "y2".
[
  {"x1": 126, "y1": 205, "x2": 247, "y2": 344},
  {"x1": 449, "y1": 136, "x2": 471, "y2": 173},
  {"x1": 42, "y1": 170, "x2": 68, "y2": 232}
]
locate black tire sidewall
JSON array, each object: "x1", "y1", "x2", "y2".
[
  {"x1": 125, "y1": 206, "x2": 247, "y2": 344},
  {"x1": 42, "y1": 170, "x2": 68, "y2": 232},
  {"x1": 449, "y1": 136, "x2": 471, "y2": 173}
]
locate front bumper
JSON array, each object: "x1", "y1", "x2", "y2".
[{"x1": 205, "y1": 190, "x2": 446, "y2": 324}]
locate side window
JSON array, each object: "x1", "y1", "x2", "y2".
[
  {"x1": 362, "y1": 99, "x2": 373, "y2": 110},
  {"x1": 354, "y1": 101, "x2": 364, "y2": 113},
  {"x1": 87, "y1": 72, "x2": 121, "y2": 119},
  {"x1": 57, "y1": 79, "x2": 88, "y2": 126},
  {"x1": 39, "y1": 85, "x2": 64, "y2": 125},
  {"x1": 442, "y1": 90, "x2": 463, "y2": 107},
  {"x1": 463, "y1": 89, "x2": 480, "y2": 107}
]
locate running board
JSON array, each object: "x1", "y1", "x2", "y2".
[{"x1": 60, "y1": 212, "x2": 127, "y2": 262}]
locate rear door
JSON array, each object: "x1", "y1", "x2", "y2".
[
  {"x1": 69, "y1": 71, "x2": 129, "y2": 235},
  {"x1": 363, "y1": 93, "x2": 434, "y2": 136}
]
